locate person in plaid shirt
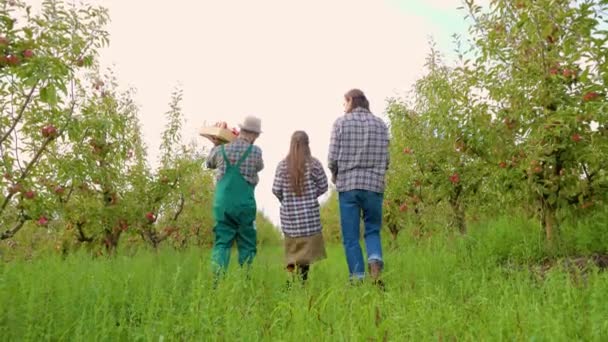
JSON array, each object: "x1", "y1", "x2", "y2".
[
  {"x1": 206, "y1": 116, "x2": 264, "y2": 277},
  {"x1": 328, "y1": 89, "x2": 389, "y2": 286},
  {"x1": 273, "y1": 131, "x2": 328, "y2": 285}
]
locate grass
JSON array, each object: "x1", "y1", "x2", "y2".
[{"x1": 2, "y1": 224, "x2": 608, "y2": 341}]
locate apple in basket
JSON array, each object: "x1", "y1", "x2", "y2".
[{"x1": 199, "y1": 121, "x2": 238, "y2": 144}]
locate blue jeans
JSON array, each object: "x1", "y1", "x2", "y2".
[{"x1": 338, "y1": 190, "x2": 384, "y2": 279}]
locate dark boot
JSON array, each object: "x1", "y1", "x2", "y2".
[
  {"x1": 298, "y1": 264, "x2": 310, "y2": 284},
  {"x1": 369, "y1": 261, "x2": 385, "y2": 291}
]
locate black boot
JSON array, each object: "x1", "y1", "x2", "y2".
[{"x1": 298, "y1": 264, "x2": 310, "y2": 284}]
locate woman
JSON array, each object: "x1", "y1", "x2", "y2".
[{"x1": 272, "y1": 131, "x2": 328, "y2": 284}]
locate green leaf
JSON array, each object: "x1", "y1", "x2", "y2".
[{"x1": 40, "y1": 84, "x2": 58, "y2": 105}]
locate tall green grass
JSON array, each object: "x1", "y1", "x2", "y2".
[{"x1": 1, "y1": 218, "x2": 608, "y2": 341}]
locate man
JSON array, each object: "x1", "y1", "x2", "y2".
[
  {"x1": 206, "y1": 116, "x2": 264, "y2": 275},
  {"x1": 328, "y1": 89, "x2": 390, "y2": 285}
]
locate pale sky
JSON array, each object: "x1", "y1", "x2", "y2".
[{"x1": 29, "y1": 0, "x2": 477, "y2": 226}]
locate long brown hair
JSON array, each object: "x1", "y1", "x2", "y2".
[
  {"x1": 344, "y1": 88, "x2": 370, "y2": 113},
  {"x1": 286, "y1": 131, "x2": 311, "y2": 196}
]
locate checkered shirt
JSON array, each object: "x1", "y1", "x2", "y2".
[
  {"x1": 272, "y1": 157, "x2": 328, "y2": 237},
  {"x1": 206, "y1": 137, "x2": 264, "y2": 186},
  {"x1": 328, "y1": 107, "x2": 390, "y2": 193}
]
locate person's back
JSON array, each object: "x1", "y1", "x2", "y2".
[
  {"x1": 330, "y1": 107, "x2": 389, "y2": 193},
  {"x1": 328, "y1": 89, "x2": 389, "y2": 287},
  {"x1": 207, "y1": 137, "x2": 264, "y2": 187},
  {"x1": 273, "y1": 131, "x2": 328, "y2": 285},
  {"x1": 205, "y1": 116, "x2": 264, "y2": 278},
  {"x1": 273, "y1": 157, "x2": 327, "y2": 237}
]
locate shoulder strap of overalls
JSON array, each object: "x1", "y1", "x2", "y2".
[
  {"x1": 220, "y1": 145, "x2": 232, "y2": 166},
  {"x1": 235, "y1": 144, "x2": 254, "y2": 167}
]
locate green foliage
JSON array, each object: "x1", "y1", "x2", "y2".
[
  {"x1": 319, "y1": 190, "x2": 341, "y2": 244},
  {"x1": 386, "y1": 0, "x2": 608, "y2": 243},
  {"x1": 2, "y1": 229, "x2": 608, "y2": 340},
  {"x1": 0, "y1": 1, "x2": 280, "y2": 254},
  {"x1": 255, "y1": 212, "x2": 282, "y2": 247}
]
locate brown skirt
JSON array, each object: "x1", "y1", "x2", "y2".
[{"x1": 284, "y1": 232, "x2": 327, "y2": 266}]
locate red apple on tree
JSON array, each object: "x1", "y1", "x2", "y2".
[
  {"x1": 54, "y1": 185, "x2": 65, "y2": 195},
  {"x1": 449, "y1": 173, "x2": 460, "y2": 184},
  {"x1": 22, "y1": 49, "x2": 33, "y2": 59},
  {"x1": 37, "y1": 216, "x2": 49, "y2": 226},
  {"x1": 145, "y1": 211, "x2": 156, "y2": 223},
  {"x1": 562, "y1": 69, "x2": 575, "y2": 78},
  {"x1": 583, "y1": 91, "x2": 600, "y2": 102},
  {"x1": 24, "y1": 190, "x2": 36, "y2": 199},
  {"x1": 499, "y1": 161, "x2": 507, "y2": 168},
  {"x1": 6, "y1": 54, "x2": 19, "y2": 65},
  {"x1": 403, "y1": 147, "x2": 412, "y2": 154},
  {"x1": 41, "y1": 125, "x2": 58, "y2": 138},
  {"x1": 571, "y1": 133, "x2": 582, "y2": 143},
  {"x1": 399, "y1": 203, "x2": 408, "y2": 212}
]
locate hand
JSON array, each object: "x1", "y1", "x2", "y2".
[{"x1": 209, "y1": 136, "x2": 223, "y2": 146}]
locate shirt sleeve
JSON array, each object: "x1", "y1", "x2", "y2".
[
  {"x1": 385, "y1": 124, "x2": 390, "y2": 170},
  {"x1": 328, "y1": 119, "x2": 340, "y2": 179},
  {"x1": 272, "y1": 162, "x2": 283, "y2": 202},
  {"x1": 312, "y1": 159, "x2": 328, "y2": 198},
  {"x1": 255, "y1": 146, "x2": 264, "y2": 172},
  {"x1": 206, "y1": 146, "x2": 219, "y2": 169}
]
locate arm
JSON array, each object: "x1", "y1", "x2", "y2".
[
  {"x1": 311, "y1": 159, "x2": 329, "y2": 198},
  {"x1": 255, "y1": 146, "x2": 264, "y2": 173},
  {"x1": 385, "y1": 125, "x2": 391, "y2": 170},
  {"x1": 328, "y1": 120, "x2": 340, "y2": 183},
  {"x1": 272, "y1": 163, "x2": 283, "y2": 202},
  {"x1": 205, "y1": 146, "x2": 219, "y2": 169}
]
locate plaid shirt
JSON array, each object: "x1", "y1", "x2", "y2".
[
  {"x1": 206, "y1": 137, "x2": 264, "y2": 186},
  {"x1": 328, "y1": 107, "x2": 390, "y2": 193},
  {"x1": 272, "y1": 157, "x2": 328, "y2": 237}
]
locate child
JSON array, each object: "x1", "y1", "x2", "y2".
[
  {"x1": 272, "y1": 131, "x2": 328, "y2": 285},
  {"x1": 206, "y1": 116, "x2": 264, "y2": 277}
]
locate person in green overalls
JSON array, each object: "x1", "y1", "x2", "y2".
[{"x1": 206, "y1": 116, "x2": 264, "y2": 275}]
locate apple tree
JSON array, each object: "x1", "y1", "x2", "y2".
[
  {"x1": 0, "y1": 0, "x2": 110, "y2": 239},
  {"x1": 463, "y1": 0, "x2": 608, "y2": 242},
  {"x1": 385, "y1": 46, "x2": 491, "y2": 236}
]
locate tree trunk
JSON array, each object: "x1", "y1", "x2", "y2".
[
  {"x1": 541, "y1": 199, "x2": 557, "y2": 245},
  {"x1": 388, "y1": 223, "x2": 399, "y2": 248},
  {"x1": 449, "y1": 199, "x2": 466, "y2": 234}
]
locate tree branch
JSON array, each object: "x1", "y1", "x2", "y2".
[
  {"x1": 0, "y1": 219, "x2": 26, "y2": 240},
  {"x1": 0, "y1": 82, "x2": 40, "y2": 146},
  {"x1": 0, "y1": 102, "x2": 77, "y2": 215}
]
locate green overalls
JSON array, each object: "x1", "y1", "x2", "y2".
[{"x1": 211, "y1": 144, "x2": 257, "y2": 273}]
